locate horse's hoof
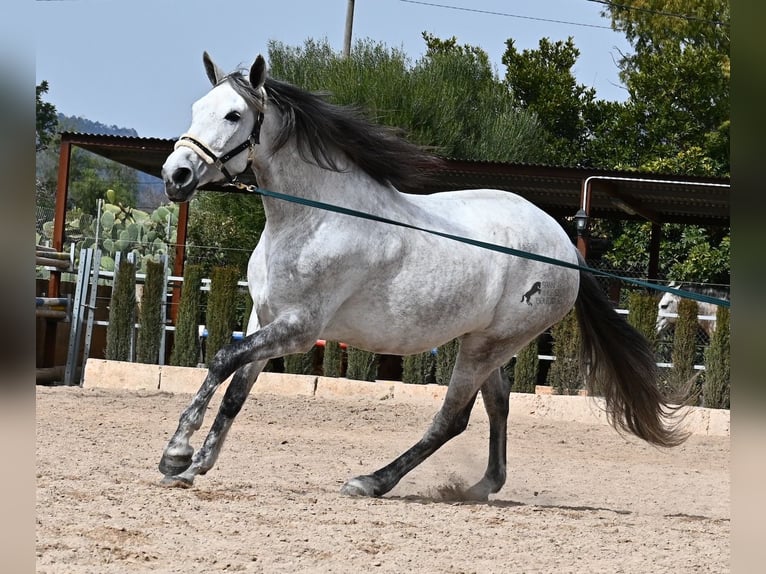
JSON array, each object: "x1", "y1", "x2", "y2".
[
  {"x1": 158, "y1": 455, "x2": 192, "y2": 477},
  {"x1": 160, "y1": 475, "x2": 194, "y2": 488},
  {"x1": 340, "y1": 476, "x2": 379, "y2": 497}
]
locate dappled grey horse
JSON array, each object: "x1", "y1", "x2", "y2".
[
  {"x1": 159, "y1": 53, "x2": 687, "y2": 500},
  {"x1": 657, "y1": 281, "x2": 730, "y2": 338}
]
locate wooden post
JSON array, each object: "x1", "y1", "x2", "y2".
[{"x1": 169, "y1": 201, "x2": 190, "y2": 323}]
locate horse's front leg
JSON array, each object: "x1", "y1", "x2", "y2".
[
  {"x1": 160, "y1": 359, "x2": 264, "y2": 487},
  {"x1": 159, "y1": 314, "x2": 317, "y2": 486}
]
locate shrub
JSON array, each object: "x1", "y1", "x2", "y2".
[
  {"x1": 668, "y1": 298, "x2": 698, "y2": 396},
  {"x1": 170, "y1": 264, "x2": 204, "y2": 367},
  {"x1": 322, "y1": 341, "x2": 343, "y2": 378},
  {"x1": 402, "y1": 350, "x2": 436, "y2": 385},
  {"x1": 283, "y1": 348, "x2": 317, "y2": 375},
  {"x1": 547, "y1": 310, "x2": 582, "y2": 395},
  {"x1": 205, "y1": 266, "x2": 241, "y2": 362},
  {"x1": 627, "y1": 291, "x2": 659, "y2": 350},
  {"x1": 512, "y1": 337, "x2": 539, "y2": 394},
  {"x1": 434, "y1": 339, "x2": 460, "y2": 386},
  {"x1": 136, "y1": 258, "x2": 165, "y2": 364},
  {"x1": 346, "y1": 347, "x2": 378, "y2": 381},
  {"x1": 105, "y1": 257, "x2": 136, "y2": 361},
  {"x1": 703, "y1": 306, "x2": 730, "y2": 409}
]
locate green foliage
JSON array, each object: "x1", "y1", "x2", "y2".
[
  {"x1": 547, "y1": 310, "x2": 582, "y2": 394},
  {"x1": 187, "y1": 192, "x2": 266, "y2": 278},
  {"x1": 667, "y1": 298, "x2": 699, "y2": 394},
  {"x1": 36, "y1": 81, "x2": 58, "y2": 152},
  {"x1": 105, "y1": 258, "x2": 136, "y2": 361},
  {"x1": 601, "y1": 221, "x2": 729, "y2": 284},
  {"x1": 402, "y1": 350, "x2": 436, "y2": 385},
  {"x1": 170, "y1": 264, "x2": 205, "y2": 367},
  {"x1": 136, "y1": 259, "x2": 165, "y2": 364},
  {"x1": 205, "y1": 266, "x2": 241, "y2": 362},
  {"x1": 502, "y1": 37, "x2": 597, "y2": 165},
  {"x1": 267, "y1": 36, "x2": 546, "y2": 163},
  {"x1": 602, "y1": 0, "x2": 730, "y2": 175},
  {"x1": 703, "y1": 306, "x2": 730, "y2": 409},
  {"x1": 627, "y1": 291, "x2": 659, "y2": 349},
  {"x1": 322, "y1": 341, "x2": 343, "y2": 378},
  {"x1": 283, "y1": 349, "x2": 317, "y2": 375},
  {"x1": 345, "y1": 347, "x2": 378, "y2": 382},
  {"x1": 39, "y1": 198, "x2": 179, "y2": 275},
  {"x1": 512, "y1": 338, "x2": 539, "y2": 394},
  {"x1": 434, "y1": 339, "x2": 460, "y2": 386}
]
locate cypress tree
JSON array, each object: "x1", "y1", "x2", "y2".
[
  {"x1": 105, "y1": 258, "x2": 136, "y2": 361},
  {"x1": 345, "y1": 347, "x2": 378, "y2": 381},
  {"x1": 513, "y1": 337, "x2": 539, "y2": 394},
  {"x1": 547, "y1": 310, "x2": 582, "y2": 395},
  {"x1": 668, "y1": 298, "x2": 699, "y2": 396},
  {"x1": 322, "y1": 341, "x2": 343, "y2": 378},
  {"x1": 627, "y1": 291, "x2": 659, "y2": 350},
  {"x1": 434, "y1": 338, "x2": 460, "y2": 386},
  {"x1": 402, "y1": 350, "x2": 436, "y2": 385},
  {"x1": 703, "y1": 306, "x2": 730, "y2": 409},
  {"x1": 136, "y1": 259, "x2": 165, "y2": 364},
  {"x1": 205, "y1": 266, "x2": 241, "y2": 363},
  {"x1": 170, "y1": 264, "x2": 204, "y2": 367},
  {"x1": 283, "y1": 349, "x2": 317, "y2": 375}
]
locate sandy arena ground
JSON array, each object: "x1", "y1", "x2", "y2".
[{"x1": 36, "y1": 386, "x2": 729, "y2": 573}]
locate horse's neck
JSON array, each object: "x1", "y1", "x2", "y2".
[{"x1": 253, "y1": 141, "x2": 398, "y2": 223}]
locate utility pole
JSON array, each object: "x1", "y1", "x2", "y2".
[{"x1": 343, "y1": 0, "x2": 355, "y2": 58}]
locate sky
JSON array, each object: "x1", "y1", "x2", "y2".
[{"x1": 35, "y1": 0, "x2": 632, "y2": 139}]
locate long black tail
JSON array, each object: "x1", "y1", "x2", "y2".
[{"x1": 574, "y1": 262, "x2": 688, "y2": 447}]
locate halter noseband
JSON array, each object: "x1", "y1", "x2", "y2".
[{"x1": 174, "y1": 110, "x2": 265, "y2": 183}]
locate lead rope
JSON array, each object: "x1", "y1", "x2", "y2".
[{"x1": 225, "y1": 181, "x2": 730, "y2": 308}]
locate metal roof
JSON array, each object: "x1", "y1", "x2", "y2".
[{"x1": 60, "y1": 131, "x2": 729, "y2": 226}]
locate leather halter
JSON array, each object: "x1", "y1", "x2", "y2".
[{"x1": 174, "y1": 111, "x2": 264, "y2": 183}]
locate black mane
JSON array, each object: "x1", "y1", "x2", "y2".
[{"x1": 225, "y1": 72, "x2": 444, "y2": 191}]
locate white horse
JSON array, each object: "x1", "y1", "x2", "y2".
[
  {"x1": 159, "y1": 53, "x2": 687, "y2": 500},
  {"x1": 657, "y1": 282, "x2": 729, "y2": 338}
]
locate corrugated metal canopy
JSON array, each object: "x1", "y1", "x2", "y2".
[{"x1": 61, "y1": 131, "x2": 729, "y2": 226}]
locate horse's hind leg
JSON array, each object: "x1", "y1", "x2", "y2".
[
  {"x1": 161, "y1": 359, "x2": 265, "y2": 487},
  {"x1": 464, "y1": 368, "x2": 511, "y2": 501}
]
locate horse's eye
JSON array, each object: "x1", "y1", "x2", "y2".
[{"x1": 225, "y1": 111, "x2": 241, "y2": 122}]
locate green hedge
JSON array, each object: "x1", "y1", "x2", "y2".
[
  {"x1": 345, "y1": 347, "x2": 378, "y2": 381},
  {"x1": 512, "y1": 337, "x2": 539, "y2": 394},
  {"x1": 668, "y1": 298, "x2": 698, "y2": 395},
  {"x1": 105, "y1": 258, "x2": 136, "y2": 361},
  {"x1": 434, "y1": 339, "x2": 459, "y2": 386},
  {"x1": 547, "y1": 310, "x2": 582, "y2": 395},
  {"x1": 402, "y1": 350, "x2": 436, "y2": 385},
  {"x1": 703, "y1": 306, "x2": 730, "y2": 409},
  {"x1": 322, "y1": 341, "x2": 344, "y2": 378},
  {"x1": 170, "y1": 264, "x2": 204, "y2": 367},
  {"x1": 136, "y1": 259, "x2": 165, "y2": 364},
  {"x1": 205, "y1": 266, "x2": 241, "y2": 362},
  {"x1": 627, "y1": 291, "x2": 659, "y2": 350}
]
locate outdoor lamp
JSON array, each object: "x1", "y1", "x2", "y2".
[{"x1": 574, "y1": 208, "x2": 589, "y2": 237}]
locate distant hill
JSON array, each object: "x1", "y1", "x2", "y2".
[
  {"x1": 55, "y1": 114, "x2": 166, "y2": 209},
  {"x1": 57, "y1": 114, "x2": 139, "y2": 138}
]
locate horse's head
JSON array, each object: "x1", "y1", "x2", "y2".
[
  {"x1": 656, "y1": 282, "x2": 682, "y2": 332},
  {"x1": 162, "y1": 52, "x2": 268, "y2": 202}
]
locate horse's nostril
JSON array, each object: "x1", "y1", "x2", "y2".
[{"x1": 172, "y1": 167, "x2": 192, "y2": 186}]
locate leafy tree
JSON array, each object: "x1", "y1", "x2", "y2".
[
  {"x1": 36, "y1": 81, "x2": 58, "y2": 152},
  {"x1": 502, "y1": 37, "x2": 597, "y2": 166},
  {"x1": 601, "y1": 0, "x2": 730, "y2": 175},
  {"x1": 187, "y1": 191, "x2": 266, "y2": 278}
]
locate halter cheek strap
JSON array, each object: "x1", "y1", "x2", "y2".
[{"x1": 174, "y1": 111, "x2": 264, "y2": 183}]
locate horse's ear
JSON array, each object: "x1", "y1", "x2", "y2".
[
  {"x1": 250, "y1": 54, "x2": 267, "y2": 90},
  {"x1": 203, "y1": 51, "x2": 226, "y2": 86}
]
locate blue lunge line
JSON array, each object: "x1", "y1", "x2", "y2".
[{"x1": 234, "y1": 183, "x2": 730, "y2": 308}]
